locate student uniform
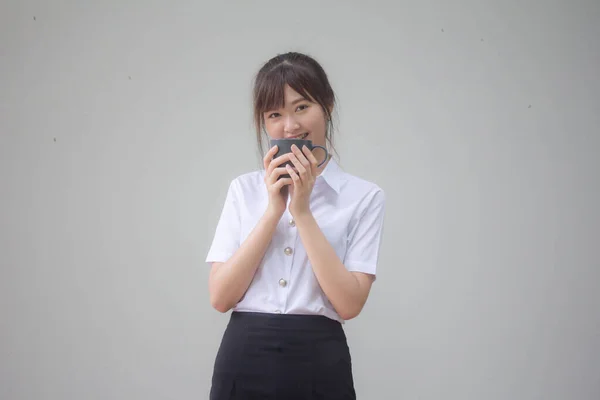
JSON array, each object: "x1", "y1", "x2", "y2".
[{"x1": 206, "y1": 158, "x2": 385, "y2": 399}]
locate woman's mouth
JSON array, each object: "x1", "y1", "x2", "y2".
[{"x1": 293, "y1": 132, "x2": 309, "y2": 139}]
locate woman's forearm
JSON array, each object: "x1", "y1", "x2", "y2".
[
  {"x1": 294, "y1": 212, "x2": 368, "y2": 320},
  {"x1": 209, "y1": 209, "x2": 280, "y2": 312}
]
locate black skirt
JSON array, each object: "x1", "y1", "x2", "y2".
[{"x1": 210, "y1": 311, "x2": 356, "y2": 400}]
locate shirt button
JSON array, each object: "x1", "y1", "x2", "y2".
[
  {"x1": 284, "y1": 247, "x2": 293, "y2": 256},
  {"x1": 279, "y1": 278, "x2": 287, "y2": 287},
  {"x1": 289, "y1": 219, "x2": 295, "y2": 227}
]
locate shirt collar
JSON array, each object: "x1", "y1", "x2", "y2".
[{"x1": 317, "y1": 157, "x2": 344, "y2": 194}]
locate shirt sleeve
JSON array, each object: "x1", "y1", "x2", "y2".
[
  {"x1": 343, "y1": 188, "x2": 386, "y2": 278},
  {"x1": 205, "y1": 179, "x2": 241, "y2": 264}
]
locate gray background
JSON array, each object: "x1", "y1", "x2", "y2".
[{"x1": 1, "y1": 1, "x2": 599, "y2": 399}]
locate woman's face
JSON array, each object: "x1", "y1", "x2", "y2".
[{"x1": 263, "y1": 84, "x2": 328, "y2": 148}]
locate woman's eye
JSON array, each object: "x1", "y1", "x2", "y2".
[
  {"x1": 268, "y1": 112, "x2": 280, "y2": 118},
  {"x1": 296, "y1": 105, "x2": 308, "y2": 111}
]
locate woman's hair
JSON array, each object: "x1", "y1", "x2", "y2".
[{"x1": 252, "y1": 52, "x2": 338, "y2": 159}]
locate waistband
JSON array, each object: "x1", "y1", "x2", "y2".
[{"x1": 228, "y1": 311, "x2": 343, "y2": 335}]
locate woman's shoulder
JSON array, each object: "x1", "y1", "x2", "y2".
[
  {"x1": 226, "y1": 169, "x2": 266, "y2": 196},
  {"x1": 337, "y1": 167, "x2": 385, "y2": 202},
  {"x1": 336, "y1": 170, "x2": 386, "y2": 223},
  {"x1": 323, "y1": 158, "x2": 383, "y2": 196}
]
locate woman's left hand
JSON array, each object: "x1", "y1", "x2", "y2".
[{"x1": 286, "y1": 144, "x2": 319, "y2": 217}]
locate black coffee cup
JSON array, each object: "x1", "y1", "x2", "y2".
[{"x1": 269, "y1": 138, "x2": 329, "y2": 178}]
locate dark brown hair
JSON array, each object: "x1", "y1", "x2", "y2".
[{"x1": 252, "y1": 52, "x2": 338, "y2": 158}]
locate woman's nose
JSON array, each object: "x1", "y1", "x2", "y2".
[{"x1": 284, "y1": 115, "x2": 300, "y2": 132}]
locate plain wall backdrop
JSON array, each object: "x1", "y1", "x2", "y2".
[{"x1": 1, "y1": 1, "x2": 599, "y2": 399}]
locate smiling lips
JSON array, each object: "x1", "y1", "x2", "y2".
[{"x1": 289, "y1": 132, "x2": 309, "y2": 139}]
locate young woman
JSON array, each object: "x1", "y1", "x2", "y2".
[{"x1": 205, "y1": 52, "x2": 386, "y2": 399}]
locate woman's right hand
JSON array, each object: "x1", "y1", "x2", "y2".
[{"x1": 263, "y1": 145, "x2": 293, "y2": 217}]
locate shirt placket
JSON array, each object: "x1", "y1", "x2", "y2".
[{"x1": 276, "y1": 200, "x2": 297, "y2": 314}]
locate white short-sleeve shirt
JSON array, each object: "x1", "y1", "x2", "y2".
[{"x1": 206, "y1": 158, "x2": 385, "y2": 322}]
